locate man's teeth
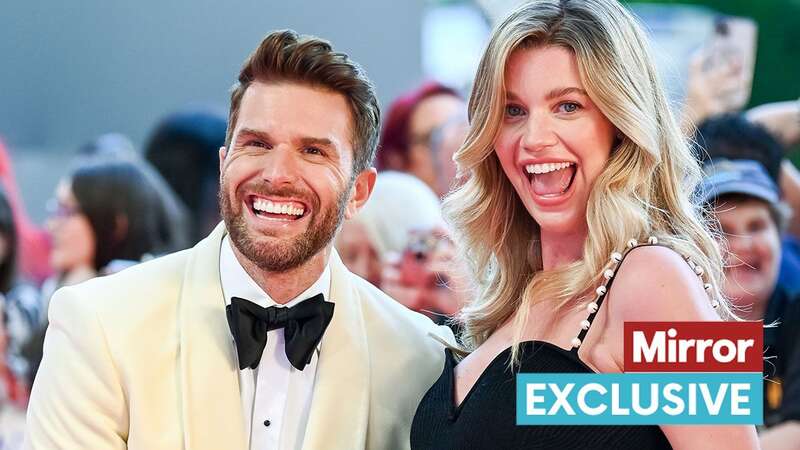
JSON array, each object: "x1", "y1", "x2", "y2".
[
  {"x1": 525, "y1": 162, "x2": 575, "y2": 174},
  {"x1": 252, "y1": 199, "x2": 304, "y2": 216}
]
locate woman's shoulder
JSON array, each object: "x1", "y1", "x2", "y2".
[{"x1": 606, "y1": 243, "x2": 720, "y2": 323}]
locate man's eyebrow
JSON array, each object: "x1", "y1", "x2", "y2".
[
  {"x1": 544, "y1": 87, "x2": 588, "y2": 101},
  {"x1": 298, "y1": 136, "x2": 334, "y2": 148},
  {"x1": 235, "y1": 128, "x2": 273, "y2": 143}
]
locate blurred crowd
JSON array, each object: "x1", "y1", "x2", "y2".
[{"x1": 0, "y1": 12, "x2": 799, "y2": 450}]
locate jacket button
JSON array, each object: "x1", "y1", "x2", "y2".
[{"x1": 263, "y1": 419, "x2": 271, "y2": 427}]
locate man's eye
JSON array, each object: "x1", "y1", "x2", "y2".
[
  {"x1": 505, "y1": 105, "x2": 525, "y2": 117},
  {"x1": 246, "y1": 140, "x2": 267, "y2": 148},
  {"x1": 305, "y1": 147, "x2": 323, "y2": 155}
]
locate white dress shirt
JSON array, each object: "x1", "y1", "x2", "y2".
[{"x1": 220, "y1": 236, "x2": 331, "y2": 450}]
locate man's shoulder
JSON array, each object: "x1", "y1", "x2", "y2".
[{"x1": 349, "y1": 275, "x2": 454, "y2": 351}]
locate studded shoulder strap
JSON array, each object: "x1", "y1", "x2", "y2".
[{"x1": 569, "y1": 237, "x2": 717, "y2": 353}]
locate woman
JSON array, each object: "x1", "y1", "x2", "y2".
[
  {"x1": 377, "y1": 82, "x2": 466, "y2": 197},
  {"x1": 410, "y1": 0, "x2": 758, "y2": 448}
]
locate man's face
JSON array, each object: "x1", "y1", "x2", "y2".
[
  {"x1": 715, "y1": 196, "x2": 782, "y2": 316},
  {"x1": 219, "y1": 81, "x2": 368, "y2": 272}
]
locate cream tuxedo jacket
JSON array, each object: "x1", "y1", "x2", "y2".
[{"x1": 25, "y1": 224, "x2": 452, "y2": 450}]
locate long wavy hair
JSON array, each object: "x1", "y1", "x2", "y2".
[{"x1": 445, "y1": 0, "x2": 733, "y2": 360}]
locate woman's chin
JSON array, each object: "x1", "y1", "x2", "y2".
[{"x1": 532, "y1": 212, "x2": 585, "y2": 236}]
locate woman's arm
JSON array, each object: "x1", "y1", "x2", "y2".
[{"x1": 605, "y1": 245, "x2": 760, "y2": 450}]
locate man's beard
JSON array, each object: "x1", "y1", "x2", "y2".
[{"x1": 219, "y1": 179, "x2": 351, "y2": 273}]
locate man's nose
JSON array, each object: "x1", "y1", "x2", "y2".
[{"x1": 259, "y1": 147, "x2": 299, "y2": 186}]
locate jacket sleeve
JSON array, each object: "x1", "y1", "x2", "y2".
[{"x1": 24, "y1": 286, "x2": 129, "y2": 450}]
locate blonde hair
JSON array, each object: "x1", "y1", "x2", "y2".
[{"x1": 445, "y1": 0, "x2": 734, "y2": 360}]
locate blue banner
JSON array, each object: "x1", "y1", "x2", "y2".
[{"x1": 516, "y1": 372, "x2": 763, "y2": 425}]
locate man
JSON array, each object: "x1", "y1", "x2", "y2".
[
  {"x1": 25, "y1": 30, "x2": 452, "y2": 450},
  {"x1": 695, "y1": 114, "x2": 800, "y2": 447}
]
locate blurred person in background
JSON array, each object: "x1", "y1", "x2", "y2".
[
  {"x1": 0, "y1": 298, "x2": 25, "y2": 450},
  {"x1": 695, "y1": 115, "x2": 800, "y2": 447},
  {"x1": 0, "y1": 139, "x2": 51, "y2": 286},
  {"x1": 376, "y1": 81, "x2": 467, "y2": 197},
  {"x1": 747, "y1": 99, "x2": 800, "y2": 240},
  {"x1": 335, "y1": 171, "x2": 468, "y2": 324},
  {"x1": 25, "y1": 159, "x2": 178, "y2": 385},
  {"x1": 41, "y1": 158, "x2": 171, "y2": 308},
  {"x1": 79, "y1": 133, "x2": 191, "y2": 253},
  {"x1": 0, "y1": 187, "x2": 33, "y2": 450},
  {"x1": 144, "y1": 107, "x2": 227, "y2": 245},
  {"x1": 0, "y1": 186, "x2": 40, "y2": 398}
]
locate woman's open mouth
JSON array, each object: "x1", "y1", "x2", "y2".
[{"x1": 525, "y1": 162, "x2": 576, "y2": 198}]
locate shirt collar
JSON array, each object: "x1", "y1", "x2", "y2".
[{"x1": 219, "y1": 235, "x2": 332, "y2": 309}]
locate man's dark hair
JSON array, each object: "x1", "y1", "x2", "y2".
[
  {"x1": 226, "y1": 30, "x2": 381, "y2": 174},
  {"x1": 694, "y1": 113, "x2": 785, "y2": 185}
]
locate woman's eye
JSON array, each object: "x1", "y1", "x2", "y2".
[
  {"x1": 505, "y1": 104, "x2": 525, "y2": 117},
  {"x1": 558, "y1": 102, "x2": 581, "y2": 113}
]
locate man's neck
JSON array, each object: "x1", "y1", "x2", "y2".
[{"x1": 231, "y1": 244, "x2": 331, "y2": 304}]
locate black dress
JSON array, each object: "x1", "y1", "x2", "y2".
[{"x1": 411, "y1": 242, "x2": 674, "y2": 450}]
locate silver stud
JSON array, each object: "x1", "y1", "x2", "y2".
[
  {"x1": 571, "y1": 337, "x2": 582, "y2": 348},
  {"x1": 580, "y1": 320, "x2": 591, "y2": 330},
  {"x1": 627, "y1": 239, "x2": 638, "y2": 249},
  {"x1": 603, "y1": 269, "x2": 615, "y2": 280},
  {"x1": 704, "y1": 283, "x2": 712, "y2": 291},
  {"x1": 587, "y1": 302, "x2": 598, "y2": 314},
  {"x1": 711, "y1": 300, "x2": 720, "y2": 309},
  {"x1": 596, "y1": 286, "x2": 607, "y2": 296},
  {"x1": 694, "y1": 265, "x2": 704, "y2": 276},
  {"x1": 648, "y1": 236, "x2": 658, "y2": 245},
  {"x1": 687, "y1": 259, "x2": 697, "y2": 270},
  {"x1": 611, "y1": 252, "x2": 622, "y2": 263}
]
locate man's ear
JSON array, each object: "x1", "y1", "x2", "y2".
[
  {"x1": 219, "y1": 146, "x2": 227, "y2": 182},
  {"x1": 344, "y1": 168, "x2": 377, "y2": 220}
]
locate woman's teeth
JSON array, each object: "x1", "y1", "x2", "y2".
[{"x1": 525, "y1": 161, "x2": 575, "y2": 174}]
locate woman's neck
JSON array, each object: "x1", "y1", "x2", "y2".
[{"x1": 539, "y1": 226, "x2": 587, "y2": 271}]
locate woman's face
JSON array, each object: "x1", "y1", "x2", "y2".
[
  {"x1": 47, "y1": 180, "x2": 96, "y2": 273},
  {"x1": 494, "y1": 46, "x2": 616, "y2": 236},
  {"x1": 715, "y1": 197, "x2": 781, "y2": 315}
]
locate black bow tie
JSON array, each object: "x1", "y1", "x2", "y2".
[{"x1": 226, "y1": 293, "x2": 335, "y2": 371}]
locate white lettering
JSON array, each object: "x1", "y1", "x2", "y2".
[
  {"x1": 633, "y1": 331, "x2": 663, "y2": 363},
  {"x1": 700, "y1": 384, "x2": 728, "y2": 416},
  {"x1": 548, "y1": 383, "x2": 575, "y2": 415},
  {"x1": 663, "y1": 383, "x2": 684, "y2": 415},
  {"x1": 577, "y1": 383, "x2": 607, "y2": 415},
  {"x1": 632, "y1": 383, "x2": 659, "y2": 415},
  {"x1": 730, "y1": 383, "x2": 751, "y2": 415},
  {"x1": 526, "y1": 383, "x2": 546, "y2": 415}
]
